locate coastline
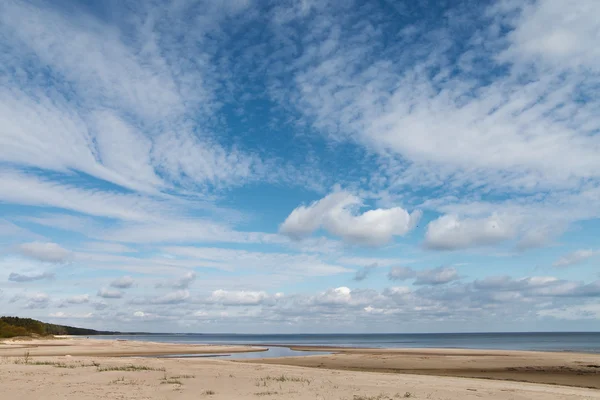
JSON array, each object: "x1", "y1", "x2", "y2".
[
  {"x1": 1, "y1": 337, "x2": 600, "y2": 399},
  {"x1": 0, "y1": 337, "x2": 267, "y2": 357},
  {"x1": 241, "y1": 346, "x2": 600, "y2": 389}
]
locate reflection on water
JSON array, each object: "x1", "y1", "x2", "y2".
[
  {"x1": 151, "y1": 346, "x2": 330, "y2": 360},
  {"x1": 227, "y1": 346, "x2": 330, "y2": 359}
]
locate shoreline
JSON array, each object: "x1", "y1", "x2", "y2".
[
  {"x1": 240, "y1": 345, "x2": 600, "y2": 389},
  {"x1": 251, "y1": 343, "x2": 600, "y2": 355},
  {"x1": 0, "y1": 337, "x2": 267, "y2": 357},
  {"x1": 2, "y1": 337, "x2": 600, "y2": 396}
]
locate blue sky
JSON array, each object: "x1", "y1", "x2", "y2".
[{"x1": 0, "y1": 0, "x2": 599, "y2": 333}]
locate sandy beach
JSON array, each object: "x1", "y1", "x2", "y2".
[{"x1": 1, "y1": 338, "x2": 600, "y2": 399}]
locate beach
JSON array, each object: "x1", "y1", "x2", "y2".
[{"x1": 1, "y1": 338, "x2": 600, "y2": 399}]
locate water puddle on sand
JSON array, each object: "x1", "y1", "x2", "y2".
[{"x1": 146, "y1": 346, "x2": 331, "y2": 360}]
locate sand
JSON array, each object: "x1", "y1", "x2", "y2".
[
  {"x1": 247, "y1": 346, "x2": 600, "y2": 389},
  {"x1": 1, "y1": 338, "x2": 600, "y2": 399},
  {"x1": 0, "y1": 337, "x2": 266, "y2": 357}
]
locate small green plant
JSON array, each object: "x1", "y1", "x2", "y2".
[
  {"x1": 203, "y1": 390, "x2": 215, "y2": 395},
  {"x1": 24, "y1": 350, "x2": 30, "y2": 364},
  {"x1": 353, "y1": 394, "x2": 394, "y2": 400},
  {"x1": 160, "y1": 378, "x2": 183, "y2": 385},
  {"x1": 98, "y1": 364, "x2": 165, "y2": 372},
  {"x1": 403, "y1": 392, "x2": 414, "y2": 398},
  {"x1": 259, "y1": 374, "x2": 312, "y2": 384}
]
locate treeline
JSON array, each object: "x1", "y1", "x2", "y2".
[{"x1": 0, "y1": 316, "x2": 120, "y2": 338}]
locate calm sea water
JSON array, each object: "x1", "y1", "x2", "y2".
[{"x1": 94, "y1": 332, "x2": 600, "y2": 354}]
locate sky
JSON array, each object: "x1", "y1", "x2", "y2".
[{"x1": 0, "y1": 0, "x2": 599, "y2": 333}]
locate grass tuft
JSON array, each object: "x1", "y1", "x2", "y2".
[
  {"x1": 98, "y1": 364, "x2": 165, "y2": 372},
  {"x1": 354, "y1": 394, "x2": 399, "y2": 400},
  {"x1": 258, "y1": 374, "x2": 312, "y2": 384},
  {"x1": 255, "y1": 391, "x2": 279, "y2": 396}
]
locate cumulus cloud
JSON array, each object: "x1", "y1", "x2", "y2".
[
  {"x1": 110, "y1": 276, "x2": 134, "y2": 289},
  {"x1": 424, "y1": 214, "x2": 516, "y2": 250},
  {"x1": 312, "y1": 286, "x2": 353, "y2": 305},
  {"x1": 17, "y1": 241, "x2": 70, "y2": 263},
  {"x1": 280, "y1": 191, "x2": 421, "y2": 245},
  {"x1": 209, "y1": 290, "x2": 270, "y2": 306},
  {"x1": 97, "y1": 288, "x2": 123, "y2": 299},
  {"x1": 8, "y1": 271, "x2": 54, "y2": 282},
  {"x1": 552, "y1": 249, "x2": 597, "y2": 268}
]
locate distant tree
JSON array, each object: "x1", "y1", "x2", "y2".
[{"x1": 0, "y1": 316, "x2": 121, "y2": 338}]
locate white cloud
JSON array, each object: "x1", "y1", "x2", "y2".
[
  {"x1": 538, "y1": 303, "x2": 600, "y2": 320},
  {"x1": 0, "y1": 220, "x2": 44, "y2": 243},
  {"x1": 0, "y1": 171, "x2": 166, "y2": 221},
  {"x1": 156, "y1": 272, "x2": 196, "y2": 290},
  {"x1": 110, "y1": 276, "x2": 135, "y2": 289},
  {"x1": 0, "y1": 0, "x2": 285, "y2": 196},
  {"x1": 313, "y1": 286, "x2": 353, "y2": 305},
  {"x1": 280, "y1": 190, "x2": 421, "y2": 245},
  {"x1": 387, "y1": 266, "x2": 460, "y2": 285},
  {"x1": 97, "y1": 288, "x2": 124, "y2": 299},
  {"x1": 64, "y1": 295, "x2": 90, "y2": 305},
  {"x1": 163, "y1": 246, "x2": 349, "y2": 277},
  {"x1": 11, "y1": 292, "x2": 51, "y2": 309},
  {"x1": 17, "y1": 241, "x2": 71, "y2": 263},
  {"x1": 424, "y1": 214, "x2": 516, "y2": 250},
  {"x1": 265, "y1": 0, "x2": 600, "y2": 249},
  {"x1": 552, "y1": 249, "x2": 597, "y2": 268},
  {"x1": 49, "y1": 312, "x2": 93, "y2": 319},
  {"x1": 150, "y1": 290, "x2": 190, "y2": 305},
  {"x1": 499, "y1": 0, "x2": 600, "y2": 72},
  {"x1": 8, "y1": 271, "x2": 54, "y2": 282},
  {"x1": 94, "y1": 219, "x2": 259, "y2": 244},
  {"x1": 209, "y1": 290, "x2": 270, "y2": 306},
  {"x1": 474, "y1": 276, "x2": 559, "y2": 291}
]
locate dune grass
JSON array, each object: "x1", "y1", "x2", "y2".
[{"x1": 98, "y1": 364, "x2": 165, "y2": 372}]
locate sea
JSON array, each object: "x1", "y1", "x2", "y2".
[{"x1": 92, "y1": 332, "x2": 600, "y2": 359}]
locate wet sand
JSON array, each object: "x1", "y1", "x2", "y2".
[
  {"x1": 243, "y1": 346, "x2": 600, "y2": 389},
  {"x1": 0, "y1": 337, "x2": 266, "y2": 357}
]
